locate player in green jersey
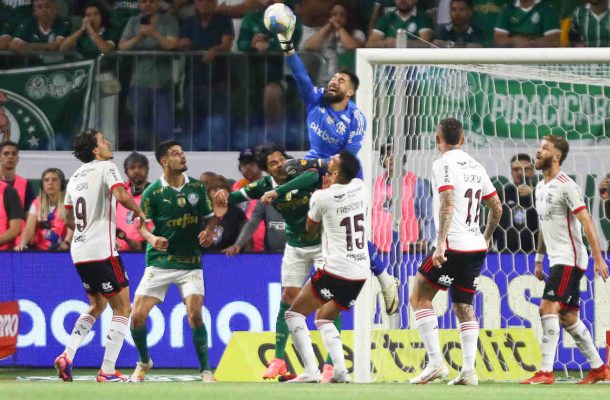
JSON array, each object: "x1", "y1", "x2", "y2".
[
  {"x1": 216, "y1": 143, "x2": 342, "y2": 382},
  {"x1": 129, "y1": 140, "x2": 217, "y2": 382}
]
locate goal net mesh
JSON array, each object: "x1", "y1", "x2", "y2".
[{"x1": 365, "y1": 62, "x2": 610, "y2": 382}]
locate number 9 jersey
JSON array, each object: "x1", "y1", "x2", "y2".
[
  {"x1": 431, "y1": 149, "x2": 496, "y2": 252},
  {"x1": 65, "y1": 160, "x2": 125, "y2": 264},
  {"x1": 307, "y1": 178, "x2": 370, "y2": 280}
]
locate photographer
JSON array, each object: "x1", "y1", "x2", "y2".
[
  {"x1": 15, "y1": 168, "x2": 72, "y2": 252},
  {"x1": 494, "y1": 153, "x2": 539, "y2": 253}
]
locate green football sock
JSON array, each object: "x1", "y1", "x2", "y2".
[
  {"x1": 192, "y1": 324, "x2": 210, "y2": 372},
  {"x1": 130, "y1": 326, "x2": 150, "y2": 364},
  {"x1": 325, "y1": 314, "x2": 343, "y2": 365},
  {"x1": 274, "y1": 302, "x2": 291, "y2": 359}
]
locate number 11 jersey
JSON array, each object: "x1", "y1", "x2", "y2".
[
  {"x1": 65, "y1": 160, "x2": 125, "y2": 264},
  {"x1": 431, "y1": 149, "x2": 496, "y2": 252}
]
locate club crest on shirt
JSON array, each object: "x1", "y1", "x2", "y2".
[
  {"x1": 187, "y1": 193, "x2": 199, "y2": 206},
  {"x1": 177, "y1": 197, "x2": 187, "y2": 207},
  {"x1": 336, "y1": 122, "x2": 347, "y2": 135},
  {"x1": 285, "y1": 192, "x2": 292, "y2": 201},
  {"x1": 326, "y1": 115, "x2": 334, "y2": 125}
]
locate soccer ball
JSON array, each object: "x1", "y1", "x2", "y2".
[{"x1": 263, "y1": 3, "x2": 295, "y2": 34}]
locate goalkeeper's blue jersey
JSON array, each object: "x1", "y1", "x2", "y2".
[{"x1": 286, "y1": 54, "x2": 366, "y2": 162}]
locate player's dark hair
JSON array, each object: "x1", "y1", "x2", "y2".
[
  {"x1": 451, "y1": 0, "x2": 473, "y2": 8},
  {"x1": 543, "y1": 134, "x2": 569, "y2": 165},
  {"x1": 72, "y1": 128, "x2": 99, "y2": 163},
  {"x1": 0, "y1": 140, "x2": 19, "y2": 153},
  {"x1": 510, "y1": 153, "x2": 532, "y2": 164},
  {"x1": 124, "y1": 151, "x2": 149, "y2": 172},
  {"x1": 337, "y1": 150, "x2": 360, "y2": 181},
  {"x1": 439, "y1": 118, "x2": 463, "y2": 145},
  {"x1": 337, "y1": 68, "x2": 359, "y2": 91},
  {"x1": 257, "y1": 143, "x2": 289, "y2": 171},
  {"x1": 155, "y1": 140, "x2": 182, "y2": 164}
]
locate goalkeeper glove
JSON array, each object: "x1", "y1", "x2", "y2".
[
  {"x1": 285, "y1": 158, "x2": 327, "y2": 178},
  {"x1": 277, "y1": 15, "x2": 297, "y2": 53}
]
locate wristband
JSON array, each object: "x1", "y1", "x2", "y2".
[{"x1": 534, "y1": 253, "x2": 544, "y2": 263}]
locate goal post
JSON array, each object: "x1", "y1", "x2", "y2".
[{"x1": 354, "y1": 47, "x2": 610, "y2": 383}]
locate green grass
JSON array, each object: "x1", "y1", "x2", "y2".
[{"x1": 1, "y1": 369, "x2": 608, "y2": 400}]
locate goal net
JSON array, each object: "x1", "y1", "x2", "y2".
[{"x1": 353, "y1": 48, "x2": 610, "y2": 383}]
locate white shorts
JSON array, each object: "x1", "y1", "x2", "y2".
[
  {"x1": 135, "y1": 266, "x2": 204, "y2": 301},
  {"x1": 281, "y1": 244, "x2": 324, "y2": 288}
]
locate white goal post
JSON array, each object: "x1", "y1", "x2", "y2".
[{"x1": 354, "y1": 48, "x2": 610, "y2": 383}]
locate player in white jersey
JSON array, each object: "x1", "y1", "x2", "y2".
[
  {"x1": 409, "y1": 118, "x2": 503, "y2": 385},
  {"x1": 284, "y1": 151, "x2": 369, "y2": 383},
  {"x1": 53, "y1": 129, "x2": 146, "y2": 383},
  {"x1": 521, "y1": 135, "x2": 610, "y2": 385}
]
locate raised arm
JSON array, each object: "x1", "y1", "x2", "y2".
[{"x1": 285, "y1": 52, "x2": 318, "y2": 106}]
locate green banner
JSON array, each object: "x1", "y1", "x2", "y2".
[
  {"x1": 415, "y1": 65, "x2": 610, "y2": 143},
  {"x1": 0, "y1": 60, "x2": 94, "y2": 150}
]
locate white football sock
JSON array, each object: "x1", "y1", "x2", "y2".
[
  {"x1": 540, "y1": 314, "x2": 560, "y2": 372},
  {"x1": 376, "y1": 271, "x2": 394, "y2": 290},
  {"x1": 414, "y1": 308, "x2": 443, "y2": 367},
  {"x1": 459, "y1": 321, "x2": 479, "y2": 372},
  {"x1": 285, "y1": 311, "x2": 318, "y2": 374},
  {"x1": 565, "y1": 320, "x2": 604, "y2": 369},
  {"x1": 101, "y1": 315, "x2": 129, "y2": 374},
  {"x1": 65, "y1": 313, "x2": 96, "y2": 360},
  {"x1": 316, "y1": 319, "x2": 346, "y2": 373}
]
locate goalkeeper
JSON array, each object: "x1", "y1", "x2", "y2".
[{"x1": 274, "y1": 15, "x2": 399, "y2": 315}]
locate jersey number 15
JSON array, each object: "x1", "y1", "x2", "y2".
[{"x1": 339, "y1": 213, "x2": 365, "y2": 251}]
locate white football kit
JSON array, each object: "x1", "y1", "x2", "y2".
[
  {"x1": 65, "y1": 160, "x2": 124, "y2": 264},
  {"x1": 535, "y1": 171, "x2": 588, "y2": 269},
  {"x1": 431, "y1": 149, "x2": 496, "y2": 252},
  {"x1": 307, "y1": 178, "x2": 370, "y2": 280}
]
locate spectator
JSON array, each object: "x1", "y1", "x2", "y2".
[
  {"x1": 59, "y1": 1, "x2": 116, "y2": 58},
  {"x1": 294, "y1": 0, "x2": 333, "y2": 48},
  {"x1": 205, "y1": 176, "x2": 247, "y2": 252},
  {"x1": 200, "y1": 171, "x2": 218, "y2": 186},
  {"x1": 231, "y1": 147, "x2": 266, "y2": 252},
  {"x1": 119, "y1": 0, "x2": 179, "y2": 149},
  {"x1": 178, "y1": 0, "x2": 234, "y2": 150},
  {"x1": 366, "y1": 0, "x2": 396, "y2": 36},
  {"x1": 303, "y1": 1, "x2": 365, "y2": 78},
  {"x1": 570, "y1": 0, "x2": 609, "y2": 47},
  {"x1": 433, "y1": 0, "x2": 483, "y2": 47},
  {"x1": 110, "y1": 0, "x2": 140, "y2": 35},
  {"x1": 471, "y1": 0, "x2": 509, "y2": 47},
  {"x1": 0, "y1": 141, "x2": 37, "y2": 212},
  {"x1": 0, "y1": 0, "x2": 33, "y2": 50},
  {"x1": 237, "y1": 0, "x2": 303, "y2": 139},
  {"x1": 372, "y1": 143, "x2": 434, "y2": 253},
  {"x1": 9, "y1": 0, "x2": 72, "y2": 53},
  {"x1": 494, "y1": 0, "x2": 560, "y2": 47},
  {"x1": 222, "y1": 199, "x2": 287, "y2": 254},
  {"x1": 15, "y1": 168, "x2": 72, "y2": 251},
  {"x1": 116, "y1": 151, "x2": 150, "y2": 251},
  {"x1": 0, "y1": 175, "x2": 25, "y2": 251},
  {"x1": 366, "y1": 0, "x2": 434, "y2": 48},
  {"x1": 494, "y1": 153, "x2": 539, "y2": 253},
  {"x1": 216, "y1": 0, "x2": 263, "y2": 50}
]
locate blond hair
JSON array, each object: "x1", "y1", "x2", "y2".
[{"x1": 37, "y1": 168, "x2": 66, "y2": 221}]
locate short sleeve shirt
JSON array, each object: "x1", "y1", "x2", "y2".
[
  {"x1": 179, "y1": 14, "x2": 234, "y2": 50},
  {"x1": 571, "y1": 5, "x2": 610, "y2": 47},
  {"x1": 495, "y1": 0, "x2": 560, "y2": 38},
  {"x1": 77, "y1": 28, "x2": 117, "y2": 59},
  {"x1": 14, "y1": 16, "x2": 72, "y2": 43},
  {"x1": 374, "y1": 8, "x2": 433, "y2": 38},
  {"x1": 436, "y1": 23, "x2": 484, "y2": 46}
]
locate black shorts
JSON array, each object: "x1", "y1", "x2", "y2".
[
  {"x1": 542, "y1": 265, "x2": 584, "y2": 311},
  {"x1": 418, "y1": 249, "x2": 486, "y2": 304},
  {"x1": 75, "y1": 256, "x2": 129, "y2": 297},
  {"x1": 310, "y1": 269, "x2": 366, "y2": 310}
]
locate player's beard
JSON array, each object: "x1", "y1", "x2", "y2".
[
  {"x1": 323, "y1": 90, "x2": 345, "y2": 104},
  {"x1": 535, "y1": 156, "x2": 552, "y2": 171}
]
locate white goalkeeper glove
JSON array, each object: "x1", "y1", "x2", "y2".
[{"x1": 277, "y1": 15, "x2": 297, "y2": 53}]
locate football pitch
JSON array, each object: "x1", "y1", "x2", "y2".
[{"x1": 1, "y1": 369, "x2": 609, "y2": 400}]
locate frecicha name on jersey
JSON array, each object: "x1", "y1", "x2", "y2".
[
  {"x1": 535, "y1": 172, "x2": 588, "y2": 269},
  {"x1": 65, "y1": 160, "x2": 124, "y2": 264},
  {"x1": 308, "y1": 178, "x2": 370, "y2": 280},
  {"x1": 432, "y1": 149, "x2": 496, "y2": 252}
]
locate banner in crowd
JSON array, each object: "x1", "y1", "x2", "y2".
[
  {"x1": 216, "y1": 329, "x2": 541, "y2": 382},
  {"x1": 0, "y1": 253, "x2": 607, "y2": 370},
  {"x1": 0, "y1": 60, "x2": 94, "y2": 150},
  {"x1": 0, "y1": 301, "x2": 19, "y2": 360}
]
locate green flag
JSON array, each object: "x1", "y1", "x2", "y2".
[{"x1": 0, "y1": 60, "x2": 94, "y2": 150}]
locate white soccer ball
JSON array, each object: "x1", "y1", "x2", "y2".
[{"x1": 263, "y1": 3, "x2": 296, "y2": 34}]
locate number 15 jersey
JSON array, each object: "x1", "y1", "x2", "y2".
[
  {"x1": 65, "y1": 160, "x2": 125, "y2": 264},
  {"x1": 431, "y1": 149, "x2": 496, "y2": 252}
]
